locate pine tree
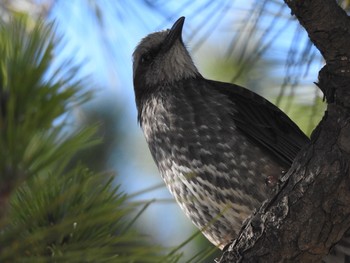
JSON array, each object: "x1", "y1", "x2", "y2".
[{"x1": 0, "y1": 14, "x2": 180, "y2": 263}]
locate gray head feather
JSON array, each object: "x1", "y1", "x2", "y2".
[{"x1": 133, "y1": 18, "x2": 199, "y2": 87}]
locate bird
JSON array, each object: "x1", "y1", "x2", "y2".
[{"x1": 132, "y1": 16, "x2": 309, "y2": 250}]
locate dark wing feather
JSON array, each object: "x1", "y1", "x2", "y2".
[{"x1": 207, "y1": 79, "x2": 310, "y2": 167}]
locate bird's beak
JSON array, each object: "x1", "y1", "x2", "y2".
[{"x1": 162, "y1": 17, "x2": 185, "y2": 51}]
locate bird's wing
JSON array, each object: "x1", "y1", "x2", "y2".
[{"x1": 207, "y1": 79, "x2": 310, "y2": 167}]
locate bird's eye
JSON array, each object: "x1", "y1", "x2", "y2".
[{"x1": 140, "y1": 53, "x2": 152, "y2": 64}]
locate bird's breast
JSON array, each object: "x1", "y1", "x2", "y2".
[
  {"x1": 139, "y1": 87, "x2": 284, "y2": 247},
  {"x1": 139, "y1": 89, "x2": 274, "y2": 198}
]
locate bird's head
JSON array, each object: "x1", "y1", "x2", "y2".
[{"x1": 133, "y1": 17, "x2": 199, "y2": 91}]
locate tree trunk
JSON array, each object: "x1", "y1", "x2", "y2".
[{"x1": 218, "y1": 1, "x2": 350, "y2": 262}]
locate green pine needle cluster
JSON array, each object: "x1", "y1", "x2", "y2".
[{"x1": 0, "y1": 15, "x2": 179, "y2": 263}]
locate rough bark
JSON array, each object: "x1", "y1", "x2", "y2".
[{"x1": 218, "y1": 1, "x2": 350, "y2": 262}]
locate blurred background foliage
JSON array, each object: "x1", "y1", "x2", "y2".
[
  {"x1": 0, "y1": 14, "x2": 181, "y2": 263},
  {"x1": 0, "y1": 0, "x2": 338, "y2": 262}
]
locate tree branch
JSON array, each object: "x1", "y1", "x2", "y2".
[{"x1": 218, "y1": 1, "x2": 350, "y2": 262}]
